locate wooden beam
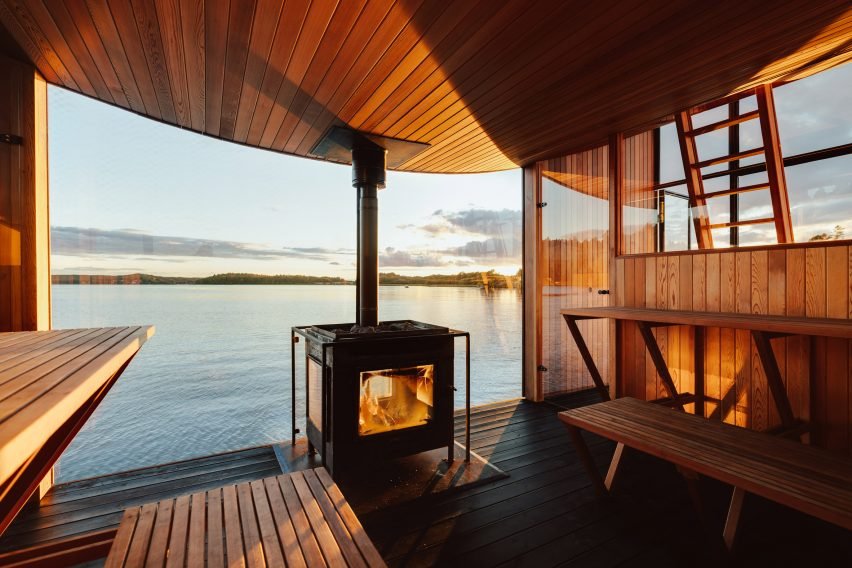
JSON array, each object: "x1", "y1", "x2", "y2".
[
  {"x1": 751, "y1": 330, "x2": 797, "y2": 429},
  {"x1": 637, "y1": 321, "x2": 685, "y2": 410},
  {"x1": 563, "y1": 315, "x2": 611, "y2": 401},
  {"x1": 523, "y1": 164, "x2": 542, "y2": 401},
  {"x1": 674, "y1": 111, "x2": 713, "y2": 249},
  {"x1": 0, "y1": 56, "x2": 50, "y2": 332},
  {"x1": 755, "y1": 83, "x2": 794, "y2": 243},
  {"x1": 608, "y1": 133, "x2": 623, "y2": 401}
]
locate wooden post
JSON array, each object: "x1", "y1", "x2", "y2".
[
  {"x1": 0, "y1": 55, "x2": 51, "y2": 332},
  {"x1": 608, "y1": 133, "x2": 623, "y2": 401},
  {"x1": 523, "y1": 163, "x2": 542, "y2": 401}
]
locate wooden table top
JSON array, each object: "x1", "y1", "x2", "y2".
[
  {"x1": 561, "y1": 306, "x2": 852, "y2": 338},
  {"x1": 0, "y1": 326, "x2": 154, "y2": 487},
  {"x1": 106, "y1": 468, "x2": 386, "y2": 568}
]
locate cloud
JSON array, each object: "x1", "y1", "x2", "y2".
[
  {"x1": 51, "y1": 226, "x2": 352, "y2": 262},
  {"x1": 410, "y1": 208, "x2": 521, "y2": 240},
  {"x1": 379, "y1": 247, "x2": 450, "y2": 267}
]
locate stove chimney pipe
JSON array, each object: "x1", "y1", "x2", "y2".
[{"x1": 352, "y1": 139, "x2": 386, "y2": 328}]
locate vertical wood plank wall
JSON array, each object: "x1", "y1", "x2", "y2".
[
  {"x1": 0, "y1": 56, "x2": 50, "y2": 331},
  {"x1": 614, "y1": 244, "x2": 852, "y2": 453}
]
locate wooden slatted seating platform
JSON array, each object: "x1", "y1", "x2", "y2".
[
  {"x1": 0, "y1": 326, "x2": 154, "y2": 538},
  {"x1": 106, "y1": 468, "x2": 386, "y2": 567},
  {"x1": 559, "y1": 397, "x2": 852, "y2": 549}
]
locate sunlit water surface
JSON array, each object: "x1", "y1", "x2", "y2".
[{"x1": 53, "y1": 285, "x2": 521, "y2": 481}]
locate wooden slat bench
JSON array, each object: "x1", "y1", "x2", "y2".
[
  {"x1": 0, "y1": 326, "x2": 154, "y2": 537},
  {"x1": 105, "y1": 468, "x2": 386, "y2": 567},
  {"x1": 560, "y1": 397, "x2": 852, "y2": 549}
]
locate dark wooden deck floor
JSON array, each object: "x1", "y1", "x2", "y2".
[{"x1": 2, "y1": 390, "x2": 850, "y2": 566}]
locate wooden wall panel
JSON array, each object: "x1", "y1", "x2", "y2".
[
  {"x1": 0, "y1": 55, "x2": 50, "y2": 331},
  {"x1": 614, "y1": 241, "x2": 852, "y2": 454}
]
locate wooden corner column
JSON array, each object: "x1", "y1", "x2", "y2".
[{"x1": 0, "y1": 55, "x2": 50, "y2": 332}]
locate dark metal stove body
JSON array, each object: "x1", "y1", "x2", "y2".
[
  {"x1": 290, "y1": 128, "x2": 470, "y2": 478},
  {"x1": 292, "y1": 321, "x2": 466, "y2": 477}
]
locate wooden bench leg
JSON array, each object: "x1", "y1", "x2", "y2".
[
  {"x1": 723, "y1": 487, "x2": 746, "y2": 550},
  {"x1": 564, "y1": 424, "x2": 608, "y2": 496},
  {"x1": 676, "y1": 466, "x2": 704, "y2": 519},
  {"x1": 604, "y1": 442, "x2": 626, "y2": 491}
]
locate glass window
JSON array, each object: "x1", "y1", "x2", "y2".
[
  {"x1": 775, "y1": 62, "x2": 852, "y2": 156},
  {"x1": 786, "y1": 154, "x2": 852, "y2": 242}
]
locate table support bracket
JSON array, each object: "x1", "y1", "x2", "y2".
[{"x1": 562, "y1": 315, "x2": 610, "y2": 401}]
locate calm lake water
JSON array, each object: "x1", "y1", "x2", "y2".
[{"x1": 53, "y1": 285, "x2": 521, "y2": 481}]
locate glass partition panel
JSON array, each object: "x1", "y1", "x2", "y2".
[{"x1": 538, "y1": 147, "x2": 611, "y2": 396}]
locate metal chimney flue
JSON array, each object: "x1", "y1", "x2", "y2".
[
  {"x1": 308, "y1": 126, "x2": 428, "y2": 329},
  {"x1": 352, "y1": 139, "x2": 386, "y2": 328}
]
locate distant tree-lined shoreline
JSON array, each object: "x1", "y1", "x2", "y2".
[{"x1": 52, "y1": 270, "x2": 522, "y2": 288}]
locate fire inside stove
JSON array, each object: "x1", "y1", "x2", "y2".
[{"x1": 359, "y1": 365, "x2": 434, "y2": 436}]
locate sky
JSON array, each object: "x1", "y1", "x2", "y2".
[{"x1": 48, "y1": 87, "x2": 521, "y2": 278}]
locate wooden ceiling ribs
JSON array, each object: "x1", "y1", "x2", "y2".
[
  {"x1": 243, "y1": 0, "x2": 310, "y2": 143},
  {"x1": 280, "y1": 0, "x2": 396, "y2": 153},
  {"x1": 287, "y1": 0, "x2": 427, "y2": 156},
  {"x1": 401, "y1": 1, "x2": 705, "y2": 172},
  {"x1": 268, "y1": 1, "x2": 367, "y2": 150},
  {"x1": 0, "y1": 1, "x2": 849, "y2": 173},
  {"x1": 257, "y1": 0, "x2": 338, "y2": 148},
  {"x1": 493, "y1": 8, "x2": 852, "y2": 167},
  {"x1": 426, "y1": 2, "x2": 815, "y2": 170}
]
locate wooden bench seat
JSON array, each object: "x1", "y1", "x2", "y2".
[
  {"x1": 105, "y1": 468, "x2": 386, "y2": 567},
  {"x1": 559, "y1": 397, "x2": 852, "y2": 549}
]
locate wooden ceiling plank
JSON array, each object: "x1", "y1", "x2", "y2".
[
  {"x1": 37, "y1": 0, "x2": 114, "y2": 104},
  {"x1": 290, "y1": 0, "x2": 428, "y2": 156},
  {"x1": 0, "y1": 1, "x2": 61, "y2": 84},
  {"x1": 413, "y1": 1, "x2": 832, "y2": 171},
  {"x1": 203, "y1": 0, "x2": 229, "y2": 136},
  {"x1": 257, "y1": 0, "x2": 336, "y2": 148},
  {"x1": 217, "y1": 0, "x2": 255, "y2": 140},
  {"x1": 414, "y1": 2, "x2": 835, "y2": 170},
  {"x1": 126, "y1": 0, "x2": 176, "y2": 123},
  {"x1": 232, "y1": 0, "x2": 284, "y2": 143},
  {"x1": 325, "y1": 0, "x2": 449, "y2": 136},
  {"x1": 87, "y1": 0, "x2": 153, "y2": 115},
  {"x1": 386, "y1": 0, "x2": 570, "y2": 141},
  {"x1": 403, "y1": 2, "x2": 678, "y2": 170},
  {"x1": 345, "y1": 0, "x2": 482, "y2": 132},
  {"x1": 400, "y1": 1, "x2": 630, "y2": 146},
  {"x1": 281, "y1": 0, "x2": 396, "y2": 153},
  {"x1": 1, "y1": 0, "x2": 80, "y2": 90},
  {"x1": 244, "y1": 0, "x2": 311, "y2": 146},
  {"x1": 269, "y1": 0, "x2": 368, "y2": 150},
  {"x1": 496, "y1": 6, "x2": 852, "y2": 164},
  {"x1": 154, "y1": 0, "x2": 191, "y2": 127},
  {"x1": 353, "y1": 0, "x2": 486, "y2": 132},
  {"x1": 62, "y1": 0, "x2": 136, "y2": 111},
  {"x1": 499, "y1": 9, "x2": 852, "y2": 166},
  {"x1": 178, "y1": 0, "x2": 205, "y2": 132}
]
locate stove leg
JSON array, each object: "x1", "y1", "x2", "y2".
[
  {"x1": 447, "y1": 443, "x2": 454, "y2": 463},
  {"x1": 308, "y1": 441, "x2": 316, "y2": 455}
]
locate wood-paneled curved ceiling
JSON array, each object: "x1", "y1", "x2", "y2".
[{"x1": 0, "y1": 1, "x2": 850, "y2": 173}]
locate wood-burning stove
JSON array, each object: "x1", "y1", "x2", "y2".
[
  {"x1": 291, "y1": 128, "x2": 469, "y2": 478},
  {"x1": 296, "y1": 321, "x2": 457, "y2": 476}
]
